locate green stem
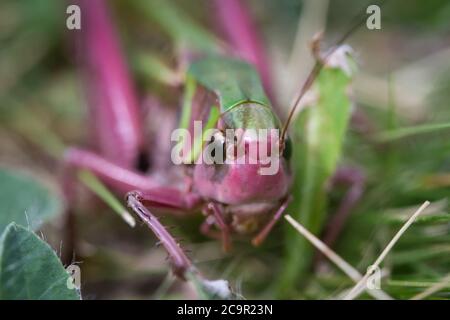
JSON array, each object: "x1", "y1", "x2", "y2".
[
  {"x1": 135, "y1": 52, "x2": 180, "y2": 86},
  {"x1": 180, "y1": 76, "x2": 196, "y2": 131}
]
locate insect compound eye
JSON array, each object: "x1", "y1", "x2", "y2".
[
  {"x1": 204, "y1": 132, "x2": 226, "y2": 165},
  {"x1": 282, "y1": 136, "x2": 292, "y2": 161}
]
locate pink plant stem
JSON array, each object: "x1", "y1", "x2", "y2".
[
  {"x1": 213, "y1": 0, "x2": 273, "y2": 98},
  {"x1": 77, "y1": 0, "x2": 144, "y2": 168}
]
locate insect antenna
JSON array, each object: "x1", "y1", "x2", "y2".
[{"x1": 280, "y1": 0, "x2": 388, "y2": 145}]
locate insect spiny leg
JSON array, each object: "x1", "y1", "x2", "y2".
[{"x1": 126, "y1": 191, "x2": 193, "y2": 278}]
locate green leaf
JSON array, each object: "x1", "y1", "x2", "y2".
[
  {"x1": 0, "y1": 223, "x2": 80, "y2": 299},
  {"x1": 279, "y1": 60, "x2": 354, "y2": 296},
  {"x1": 0, "y1": 168, "x2": 63, "y2": 233}
]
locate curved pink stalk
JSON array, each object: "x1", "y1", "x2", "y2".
[
  {"x1": 213, "y1": 0, "x2": 273, "y2": 98},
  {"x1": 77, "y1": 0, "x2": 144, "y2": 168}
]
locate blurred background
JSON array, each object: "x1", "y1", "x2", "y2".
[{"x1": 0, "y1": 0, "x2": 449, "y2": 299}]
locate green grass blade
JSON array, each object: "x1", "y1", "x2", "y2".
[
  {"x1": 132, "y1": 0, "x2": 218, "y2": 53},
  {"x1": 376, "y1": 122, "x2": 450, "y2": 142},
  {"x1": 77, "y1": 170, "x2": 135, "y2": 227},
  {"x1": 184, "y1": 106, "x2": 220, "y2": 163}
]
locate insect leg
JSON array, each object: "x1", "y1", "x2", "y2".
[
  {"x1": 131, "y1": 189, "x2": 201, "y2": 211},
  {"x1": 252, "y1": 197, "x2": 291, "y2": 246},
  {"x1": 65, "y1": 148, "x2": 158, "y2": 193},
  {"x1": 127, "y1": 192, "x2": 193, "y2": 278},
  {"x1": 65, "y1": 148, "x2": 202, "y2": 211},
  {"x1": 77, "y1": 0, "x2": 145, "y2": 169},
  {"x1": 205, "y1": 203, "x2": 232, "y2": 252},
  {"x1": 199, "y1": 215, "x2": 222, "y2": 240},
  {"x1": 316, "y1": 166, "x2": 365, "y2": 264}
]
